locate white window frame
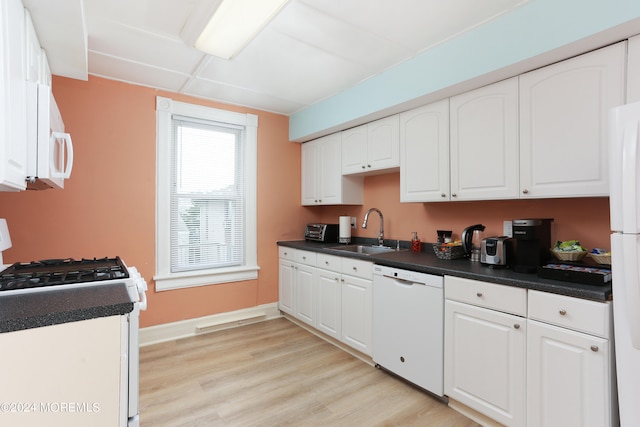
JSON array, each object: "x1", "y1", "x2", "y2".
[{"x1": 154, "y1": 96, "x2": 259, "y2": 291}]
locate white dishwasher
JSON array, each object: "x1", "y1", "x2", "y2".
[{"x1": 372, "y1": 264, "x2": 444, "y2": 397}]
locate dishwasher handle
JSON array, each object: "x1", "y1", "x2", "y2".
[{"x1": 383, "y1": 274, "x2": 423, "y2": 286}]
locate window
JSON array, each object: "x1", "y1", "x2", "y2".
[{"x1": 155, "y1": 97, "x2": 258, "y2": 291}]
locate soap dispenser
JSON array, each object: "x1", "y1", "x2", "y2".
[{"x1": 411, "y1": 232, "x2": 421, "y2": 252}]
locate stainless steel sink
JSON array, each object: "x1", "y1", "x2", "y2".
[{"x1": 330, "y1": 244, "x2": 402, "y2": 255}]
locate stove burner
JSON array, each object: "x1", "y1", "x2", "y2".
[{"x1": 0, "y1": 257, "x2": 129, "y2": 292}]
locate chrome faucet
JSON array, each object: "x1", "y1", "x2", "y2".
[{"x1": 362, "y1": 208, "x2": 384, "y2": 246}]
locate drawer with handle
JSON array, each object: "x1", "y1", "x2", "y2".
[
  {"x1": 278, "y1": 246, "x2": 296, "y2": 261},
  {"x1": 528, "y1": 289, "x2": 611, "y2": 338},
  {"x1": 295, "y1": 250, "x2": 317, "y2": 266},
  {"x1": 316, "y1": 253, "x2": 341, "y2": 272},
  {"x1": 444, "y1": 276, "x2": 527, "y2": 317}
]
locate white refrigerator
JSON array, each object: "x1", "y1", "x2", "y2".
[{"x1": 610, "y1": 101, "x2": 640, "y2": 426}]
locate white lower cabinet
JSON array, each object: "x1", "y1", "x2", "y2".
[
  {"x1": 294, "y1": 262, "x2": 316, "y2": 327},
  {"x1": 444, "y1": 277, "x2": 616, "y2": 427},
  {"x1": 278, "y1": 247, "x2": 373, "y2": 355},
  {"x1": 277, "y1": 248, "x2": 317, "y2": 328},
  {"x1": 0, "y1": 315, "x2": 127, "y2": 426},
  {"x1": 278, "y1": 247, "x2": 296, "y2": 315},
  {"x1": 316, "y1": 268, "x2": 341, "y2": 339},
  {"x1": 527, "y1": 320, "x2": 609, "y2": 427},
  {"x1": 341, "y1": 273, "x2": 372, "y2": 355},
  {"x1": 527, "y1": 290, "x2": 615, "y2": 427},
  {"x1": 444, "y1": 277, "x2": 526, "y2": 427}
]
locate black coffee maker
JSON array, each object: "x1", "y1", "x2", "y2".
[{"x1": 511, "y1": 219, "x2": 553, "y2": 273}]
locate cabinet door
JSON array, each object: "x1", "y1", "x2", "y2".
[
  {"x1": 341, "y1": 275, "x2": 372, "y2": 355},
  {"x1": 295, "y1": 263, "x2": 316, "y2": 327},
  {"x1": 0, "y1": 0, "x2": 28, "y2": 191},
  {"x1": 519, "y1": 42, "x2": 625, "y2": 198},
  {"x1": 341, "y1": 124, "x2": 367, "y2": 174},
  {"x1": 301, "y1": 140, "x2": 319, "y2": 205},
  {"x1": 367, "y1": 115, "x2": 399, "y2": 170},
  {"x1": 318, "y1": 133, "x2": 342, "y2": 204},
  {"x1": 0, "y1": 316, "x2": 126, "y2": 426},
  {"x1": 278, "y1": 259, "x2": 295, "y2": 315},
  {"x1": 628, "y1": 34, "x2": 640, "y2": 103},
  {"x1": 24, "y1": 10, "x2": 41, "y2": 83},
  {"x1": 450, "y1": 77, "x2": 519, "y2": 201},
  {"x1": 400, "y1": 99, "x2": 450, "y2": 202},
  {"x1": 316, "y1": 268, "x2": 341, "y2": 340},
  {"x1": 445, "y1": 300, "x2": 526, "y2": 427},
  {"x1": 527, "y1": 320, "x2": 612, "y2": 427}
]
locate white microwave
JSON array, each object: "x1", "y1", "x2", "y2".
[{"x1": 25, "y1": 82, "x2": 73, "y2": 190}]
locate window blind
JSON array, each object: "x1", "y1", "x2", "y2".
[{"x1": 170, "y1": 115, "x2": 245, "y2": 273}]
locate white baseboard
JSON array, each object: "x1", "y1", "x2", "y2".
[
  {"x1": 139, "y1": 303, "x2": 281, "y2": 346},
  {"x1": 447, "y1": 398, "x2": 503, "y2": 427}
]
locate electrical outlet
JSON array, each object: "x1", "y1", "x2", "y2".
[
  {"x1": 351, "y1": 217, "x2": 357, "y2": 229},
  {"x1": 503, "y1": 220, "x2": 513, "y2": 238}
]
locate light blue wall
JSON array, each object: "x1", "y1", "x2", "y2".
[{"x1": 289, "y1": 0, "x2": 640, "y2": 141}]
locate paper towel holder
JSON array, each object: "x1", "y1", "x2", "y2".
[{"x1": 339, "y1": 216, "x2": 351, "y2": 244}]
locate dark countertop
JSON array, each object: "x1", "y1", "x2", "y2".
[
  {"x1": 278, "y1": 240, "x2": 612, "y2": 302},
  {"x1": 0, "y1": 282, "x2": 135, "y2": 333}
]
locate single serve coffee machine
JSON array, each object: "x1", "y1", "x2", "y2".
[{"x1": 511, "y1": 218, "x2": 553, "y2": 273}]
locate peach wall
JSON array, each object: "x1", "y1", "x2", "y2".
[
  {"x1": 0, "y1": 76, "x2": 313, "y2": 327},
  {"x1": 0, "y1": 76, "x2": 612, "y2": 328},
  {"x1": 315, "y1": 173, "x2": 611, "y2": 251}
]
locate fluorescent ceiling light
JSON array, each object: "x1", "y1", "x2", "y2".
[{"x1": 195, "y1": 0, "x2": 289, "y2": 60}]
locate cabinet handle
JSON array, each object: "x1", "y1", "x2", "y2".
[
  {"x1": 325, "y1": 261, "x2": 329, "y2": 265},
  {"x1": 361, "y1": 165, "x2": 366, "y2": 169},
  {"x1": 367, "y1": 164, "x2": 371, "y2": 168},
  {"x1": 452, "y1": 193, "x2": 457, "y2": 198},
  {"x1": 522, "y1": 189, "x2": 529, "y2": 194},
  {"x1": 514, "y1": 324, "x2": 520, "y2": 329},
  {"x1": 353, "y1": 267, "x2": 357, "y2": 271},
  {"x1": 302, "y1": 256, "x2": 306, "y2": 260},
  {"x1": 476, "y1": 292, "x2": 483, "y2": 297},
  {"x1": 591, "y1": 345, "x2": 599, "y2": 352},
  {"x1": 441, "y1": 193, "x2": 446, "y2": 198},
  {"x1": 559, "y1": 309, "x2": 567, "y2": 315}
]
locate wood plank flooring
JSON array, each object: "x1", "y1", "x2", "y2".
[{"x1": 139, "y1": 317, "x2": 480, "y2": 427}]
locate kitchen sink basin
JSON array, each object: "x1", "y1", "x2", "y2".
[{"x1": 330, "y1": 244, "x2": 403, "y2": 255}]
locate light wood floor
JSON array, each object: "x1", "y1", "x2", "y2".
[{"x1": 139, "y1": 317, "x2": 480, "y2": 427}]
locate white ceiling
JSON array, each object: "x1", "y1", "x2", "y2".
[{"x1": 30, "y1": 0, "x2": 530, "y2": 116}]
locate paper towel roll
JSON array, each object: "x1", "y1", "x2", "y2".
[{"x1": 339, "y1": 216, "x2": 351, "y2": 244}]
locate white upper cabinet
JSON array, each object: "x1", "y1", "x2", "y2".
[
  {"x1": 24, "y1": 9, "x2": 41, "y2": 83},
  {"x1": 519, "y1": 42, "x2": 625, "y2": 198},
  {"x1": 628, "y1": 34, "x2": 640, "y2": 103},
  {"x1": 301, "y1": 133, "x2": 363, "y2": 206},
  {"x1": 341, "y1": 124, "x2": 367, "y2": 174},
  {"x1": 342, "y1": 115, "x2": 399, "y2": 175},
  {"x1": 450, "y1": 77, "x2": 519, "y2": 201},
  {"x1": 399, "y1": 99, "x2": 450, "y2": 202},
  {"x1": 0, "y1": 0, "x2": 28, "y2": 191}
]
